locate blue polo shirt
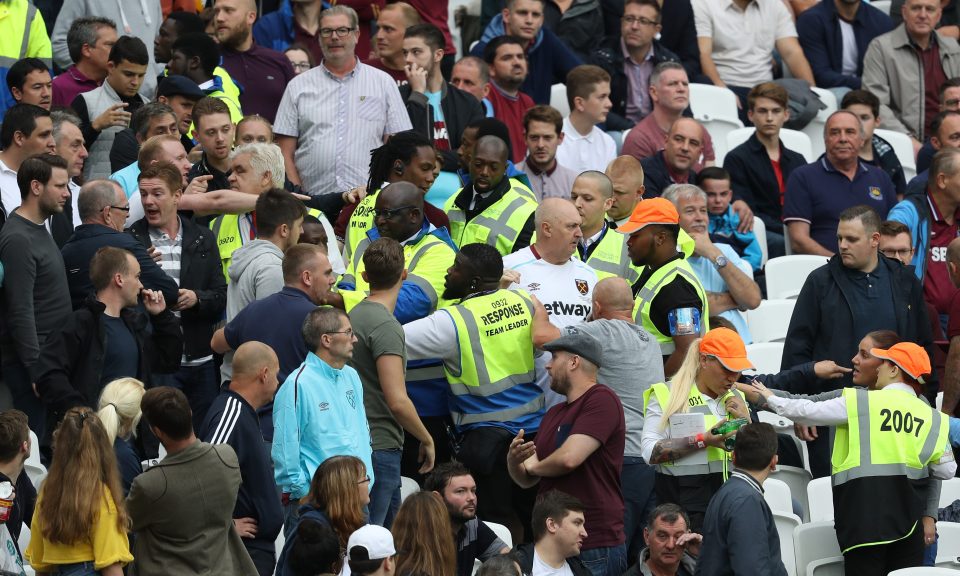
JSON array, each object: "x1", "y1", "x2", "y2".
[{"x1": 783, "y1": 156, "x2": 897, "y2": 252}]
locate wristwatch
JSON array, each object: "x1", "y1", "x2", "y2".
[{"x1": 713, "y1": 255, "x2": 728, "y2": 269}]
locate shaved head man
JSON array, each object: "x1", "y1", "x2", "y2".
[
  {"x1": 470, "y1": 135, "x2": 510, "y2": 194},
  {"x1": 605, "y1": 156, "x2": 645, "y2": 225},
  {"x1": 571, "y1": 171, "x2": 615, "y2": 243},
  {"x1": 593, "y1": 276, "x2": 636, "y2": 317},
  {"x1": 534, "y1": 198, "x2": 584, "y2": 264}
]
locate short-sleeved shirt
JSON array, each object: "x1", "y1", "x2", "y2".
[
  {"x1": 692, "y1": 0, "x2": 797, "y2": 87},
  {"x1": 783, "y1": 157, "x2": 897, "y2": 252},
  {"x1": 621, "y1": 113, "x2": 716, "y2": 170},
  {"x1": 555, "y1": 118, "x2": 618, "y2": 173},
  {"x1": 923, "y1": 193, "x2": 960, "y2": 314},
  {"x1": 273, "y1": 60, "x2": 412, "y2": 196},
  {"x1": 536, "y1": 384, "x2": 626, "y2": 549},
  {"x1": 348, "y1": 299, "x2": 407, "y2": 450},
  {"x1": 455, "y1": 518, "x2": 508, "y2": 576},
  {"x1": 687, "y1": 243, "x2": 754, "y2": 342}
]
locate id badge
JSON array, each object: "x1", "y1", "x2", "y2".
[{"x1": 668, "y1": 307, "x2": 701, "y2": 337}]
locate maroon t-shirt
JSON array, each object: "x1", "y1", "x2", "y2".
[
  {"x1": 923, "y1": 194, "x2": 960, "y2": 314},
  {"x1": 535, "y1": 384, "x2": 625, "y2": 549},
  {"x1": 920, "y1": 42, "x2": 948, "y2": 139},
  {"x1": 486, "y1": 83, "x2": 534, "y2": 164},
  {"x1": 366, "y1": 58, "x2": 409, "y2": 88}
]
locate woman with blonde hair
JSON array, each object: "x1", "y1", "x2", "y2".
[
  {"x1": 26, "y1": 407, "x2": 132, "y2": 576},
  {"x1": 97, "y1": 378, "x2": 146, "y2": 495},
  {"x1": 391, "y1": 491, "x2": 456, "y2": 576}
]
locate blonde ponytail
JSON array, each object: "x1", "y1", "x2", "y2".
[
  {"x1": 660, "y1": 338, "x2": 702, "y2": 429},
  {"x1": 96, "y1": 378, "x2": 146, "y2": 444}
]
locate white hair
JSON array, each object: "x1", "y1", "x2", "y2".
[{"x1": 230, "y1": 142, "x2": 285, "y2": 189}]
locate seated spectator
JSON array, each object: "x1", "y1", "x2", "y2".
[
  {"x1": 0, "y1": 409, "x2": 35, "y2": 559},
  {"x1": 624, "y1": 504, "x2": 699, "y2": 576},
  {"x1": 639, "y1": 117, "x2": 703, "y2": 198},
  {"x1": 622, "y1": 62, "x2": 715, "y2": 169},
  {"x1": 918, "y1": 78, "x2": 960, "y2": 173},
  {"x1": 605, "y1": 155, "x2": 646, "y2": 226},
  {"x1": 95, "y1": 377, "x2": 146, "y2": 495},
  {"x1": 235, "y1": 114, "x2": 275, "y2": 146},
  {"x1": 664, "y1": 183, "x2": 761, "y2": 342},
  {"x1": 287, "y1": 520, "x2": 340, "y2": 576},
  {"x1": 109, "y1": 102, "x2": 179, "y2": 189},
  {"x1": 482, "y1": 37, "x2": 536, "y2": 164},
  {"x1": 555, "y1": 65, "x2": 618, "y2": 173},
  {"x1": 36, "y1": 246, "x2": 181, "y2": 431},
  {"x1": 722, "y1": 82, "x2": 807, "y2": 258},
  {"x1": 346, "y1": 525, "x2": 396, "y2": 576},
  {"x1": 128, "y1": 387, "x2": 259, "y2": 575},
  {"x1": 892, "y1": 0, "x2": 960, "y2": 37},
  {"x1": 906, "y1": 110, "x2": 960, "y2": 196},
  {"x1": 590, "y1": 0, "x2": 682, "y2": 129},
  {"x1": 366, "y1": 3, "x2": 420, "y2": 86},
  {"x1": 478, "y1": 554, "x2": 523, "y2": 576},
  {"x1": 841, "y1": 89, "x2": 907, "y2": 197},
  {"x1": 392, "y1": 491, "x2": 457, "y2": 576},
  {"x1": 452, "y1": 56, "x2": 494, "y2": 117},
  {"x1": 284, "y1": 43, "x2": 315, "y2": 76},
  {"x1": 697, "y1": 168, "x2": 763, "y2": 271},
  {"x1": 784, "y1": 111, "x2": 897, "y2": 255},
  {"x1": 516, "y1": 105, "x2": 578, "y2": 201},
  {"x1": 796, "y1": 0, "x2": 893, "y2": 94},
  {"x1": 6, "y1": 58, "x2": 51, "y2": 110},
  {"x1": 51, "y1": 17, "x2": 118, "y2": 110},
  {"x1": 167, "y1": 33, "x2": 244, "y2": 125},
  {"x1": 71, "y1": 36, "x2": 150, "y2": 181},
  {"x1": 25, "y1": 408, "x2": 132, "y2": 575},
  {"x1": 658, "y1": 0, "x2": 706, "y2": 84},
  {"x1": 513, "y1": 491, "x2": 591, "y2": 576},
  {"x1": 187, "y1": 97, "x2": 235, "y2": 192}
]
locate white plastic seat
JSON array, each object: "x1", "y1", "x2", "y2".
[
  {"x1": 484, "y1": 521, "x2": 513, "y2": 548},
  {"x1": 774, "y1": 511, "x2": 802, "y2": 576},
  {"x1": 806, "y1": 476, "x2": 834, "y2": 522},
  {"x1": 874, "y1": 128, "x2": 918, "y2": 181},
  {"x1": 871, "y1": 0, "x2": 892, "y2": 15},
  {"x1": 400, "y1": 476, "x2": 420, "y2": 502},
  {"x1": 935, "y1": 521, "x2": 960, "y2": 568},
  {"x1": 764, "y1": 478, "x2": 794, "y2": 515},
  {"x1": 753, "y1": 216, "x2": 769, "y2": 267},
  {"x1": 940, "y1": 477, "x2": 960, "y2": 508},
  {"x1": 889, "y1": 569, "x2": 960, "y2": 575},
  {"x1": 745, "y1": 299, "x2": 796, "y2": 343},
  {"x1": 765, "y1": 255, "x2": 828, "y2": 300},
  {"x1": 746, "y1": 342, "x2": 785, "y2": 375},
  {"x1": 725, "y1": 128, "x2": 815, "y2": 163},
  {"x1": 703, "y1": 117, "x2": 744, "y2": 165},
  {"x1": 758, "y1": 410, "x2": 796, "y2": 432},
  {"x1": 801, "y1": 88, "x2": 837, "y2": 160},
  {"x1": 550, "y1": 83, "x2": 569, "y2": 117},
  {"x1": 689, "y1": 83, "x2": 741, "y2": 123},
  {"x1": 771, "y1": 465, "x2": 812, "y2": 522},
  {"x1": 794, "y1": 521, "x2": 843, "y2": 576}
]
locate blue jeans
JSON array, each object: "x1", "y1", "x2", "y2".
[
  {"x1": 579, "y1": 543, "x2": 627, "y2": 576},
  {"x1": 53, "y1": 561, "x2": 98, "y2": 575},
  {"x1": 369, "y1": 448, "x2": 402, "y2": 528},
  {"x1": 282, "y1": 500, "x2": 301, "y2": 538},
  {"x1": 622, "y1": 456, "x2": 657, "y2": 562}
]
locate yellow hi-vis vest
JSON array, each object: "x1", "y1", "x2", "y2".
[
  {"x1": 581, "y1": 223, "x2": 644, "y2": 284},
  {"x1": 444, "y1": 183, "x2": 538, "y2": 255},
  {"x1": 643, "y1": 382, "x2": 741, "y2": 475},
  {"x1": 211, "y1": 208, "x2": 321, "y2": 282},
  {"x1": 344, "y1": 188, "x2": 380, "y2": 264},
  {"x1": 632, "y1": 257, "x2": 710, "y2": 355},
  {"x1": 831, "y1": 387, "x2": 950, "y2": 554}
]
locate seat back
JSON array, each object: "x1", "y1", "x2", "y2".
[
  {"x1": 764, "y1": 478, "x2": 794, "y2": 515},
  {"x1": 934, "y1": 521, "x2": 960, "y2": 568},
  {"x1": 765, "y1": 255, "x2": 828, "y2": 300},
  {"x1": 484, "y1": 521, "x2": 513, "y2": 548},
  {"x1": 806, "y1": 476, "x2": 834, "y2": 522},
  {"x1": 770, "y1": 465, "x2": 812, "y2": 522},
  {"x1": 551, "y1": 83, "x2": 570, "y2": 117},
  {"x1": 754, "y1": 216, "x2": 769, "y2": 268},
  {"x1": 774, "y1": 511, "x2": 801, "y2": 576},
  {"x1": 745, "y1": 299, "x2": 796, "y2": 343},
  {"x1": 746, "y1": 342, "x2": 785, "y2": 374},
  {"x1": 401, "y1": 476, "x2": 420, "y2": 502},
  {"x1": 874, "y1": 128, "x2": 918, "y2": 181},
  {"x1": 793, "y1": 521, "x2": 842, "y2": 576}
]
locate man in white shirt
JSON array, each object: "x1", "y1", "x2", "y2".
[
  {"x1": 0, "y1": 104, "x2": 55, "y2": 220},
  {"x1": 514, "y1": 491, "x2": 592, "y2": 576},
  {"x1": 502, "y1": 197, "x2": 598, "y2": 407},
  {"x1": 556, "y1": 65, "x2": 617, "y2": 173}
]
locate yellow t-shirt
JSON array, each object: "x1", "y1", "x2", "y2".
[{"x1": 25, "y1": 485, "x2": 133, "y2": 571}]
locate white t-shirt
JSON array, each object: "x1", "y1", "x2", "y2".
[
  {"x1": 555, "y1": 117, "x2": 617, "y2": 174},
  {"x1": 839, "y1": 19, "x2": 858, "y2": 77},
  {"x1": 532, "y1": 550, "x2": 575, "y2": 576},
  {"x1": 503, "y1": 246, "x2": 598, "y2": 407}
]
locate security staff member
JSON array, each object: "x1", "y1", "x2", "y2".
[
  {"x1": 571, "y1": 170, "x2": 642, "y2": 284},
  {"x1": 445, "y1": 135, "x2": 538, "y2": 256},
  {"x1": 619, "y1": 197, "x2": 709, "y2": 377},
  {"x1": 751, "y1": 343, "x2": 956, "y2": 576},
  {"x1": 403, "y1": 243, "x2": 548, "y2": 545}
]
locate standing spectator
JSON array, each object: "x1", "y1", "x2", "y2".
[
  {"x1": 452, "y1": 56, "x2": 494, "y2": 116},
  {"x1": 482, "y1": 37, "x2": 536, "y2": 164},
  {"x1": 392, "y1": 491, "x2": 458, "y2": 576},
  {"x1": 0, "y1": 154, "x2": 71, "y2": 439},
  {"x1": 235, "y1": 114, "x2": 275, "y2": 146},
  {"x1": 109, "y1": 102, "x2": 179, "y2": 190},
  {"x1": 555, "y1": 65, "x2": 617, "y2": 174},
  {"x1": 513, "y1": 491, "x2": 592, "y2": 576},
  {"x1": 516, "y1": 105, "x2": 577, "y2": 201},
  {"x1": 941, "y1": 236, "x2": 960, "y2": 414},
  {"x1": 214, "y1": 0, "x2": 294, "y2": 122},
  {"x1": 639, "y1": 117, "x2": 703, "y2": 199},
  {"x1": 694, "y1": 423, "x2": 787, "y2": 576},
  {"x1": 798, "y1": 0, "x2": 894, "y2": 94},
  {"x1": 274, "y1": 4, "x2": 410, "y2": 197},
  {"x1": 253, "y1": 0, "x2": 324, "y2": 65},
  {"x1": 188, "y1": 97, "x2": 236, "y2": 192},
  {"x1": 95, "y1": 377, "x2": 145, "y2": 495},
  {"x1": 506, "y1": 328, "x2": 627, "y2": 576},
  {"x1": 542, "y1": 0, "x2": 603, "y2": 59},
  {"x1": 128, "y1": 387, "x2": 259, "y2": 576},
  {"x1": 696, "y1": 168, "x2": 763, "y2": 272},
  {"x1": 366, "y1": 3, "x2": 420, "y2": 86},
  {"x1": 272, "y1": 308, "x2": 373, "y2": 529},
  {"x1": 71, "y1": 36, "x2": 150, "y2": 181},
  {"x1": 0, "y1": 409, "x2": 36, "y2": 558},
  {"x1": 52, "y1": 17, "x2": 117, "y2": 109},
  {"x1": 155, "y1": 12, "x2": 205, "y2": 67},
  {"x1": 624, "y1": 504, "x2": 700, "y2": 576},
  {"x1": 722, "y1": 82, "x2": 807, "y2": 259},
  {"x1": 605, "y1": 155, "x2": 646, "y2": 227},
  {"x1": 784, "y1": 111, "x2": 898, "y2": 255},
  {"x1": 842, "y1": 89, "x2": 908, "y2": 197},
  {"x1": 6, "y1": 58, "x2": 51, "y2": 110},
  {"x1": 51, "y1": 110, "x2": 88, "y2": 229},
  {"x1": 471, "y1": 0, "x2": 583, "y2": 105},
  {"x1": 35, "y1": 246, "x2": 181, "y2": 432},
  {"x1": 167, "y1": 33, "x2": 244, "y2": 124},
  {"x1": 200, "y1": 342, "x2": 284, "y2": 576},
  {"x1": 155, "y1": 74, "x2": 206, "y2": 154},
  {"x1": 127, "y1": 162, "x2": 227, "y2": 429},
  {"x1": 0, "y1": 0, "x2": 51, "y2": 117},
  {"x1": 423, "y1": 462, "x2": 510, "y2": 576},
  {"x1": 25, "y1": 408, "x2": 132, "y2": 575},
  {"x1": 657, "y1": 0, "x2": 705, "y2": 84},
  {"x1": 0, "y1": 104, "x2": 56, "y2": 220}
]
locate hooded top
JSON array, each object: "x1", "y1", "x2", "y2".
[{"x1": 226, "y1": 239, "x2": 285, "y2": 322}]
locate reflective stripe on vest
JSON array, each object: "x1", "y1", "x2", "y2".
[
  {"x1": 445, "y1": 186, "x2": 537, "y2": 255},
  {"x1": 210, "y1": 213, "x2": 243, "y2": 283},
  {"x1": 344, "y1": 189, "x2": 380, "y2": 263},
  {"x1": 633, "y1": 259, "x2": 710, "y2": 355},
  {"x1": 643, "y1": 382, "x2": 734, "y2": 475},
  {"x1": 582, "y1": 227, "x2": 641, "y2": 284},
  {"x1": 346, "y1": 232, "x2": 452, "y2": 311}
]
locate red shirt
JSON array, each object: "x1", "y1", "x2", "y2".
[
  {"x1": 919, "y1": 41, "x2": 948, "y2": 139},
  {"x1": 486, "y1": 83, "x2": 534, "y2": 164},
  {"x1": 366, "y1": 58, "x2": 408, "y2": 88},
  {"x1": 535, "y1": 384, "x2": 625, "y2": 550},
  {"x1": 292, "y1": 20, "x2": 323, "y2": 66},
  {"x1": 770, "y1": 157, "x2": 785, "y2": 206},
  {"x1": 924, "y1": 193, "x2": 960, "y2": 314}
]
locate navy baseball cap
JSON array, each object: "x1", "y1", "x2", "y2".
[{"x1": 157, "y1": 75, "x2": 204, "y2": 100}]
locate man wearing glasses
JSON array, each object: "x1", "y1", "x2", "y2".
[{"x1": 274, "y1": 5, "x2": 411, "y2": 197}]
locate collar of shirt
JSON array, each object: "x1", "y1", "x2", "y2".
[
  {"x1": 909, "y1": 31, "x2": 940, "y2": 52},
  {"x1": 927, "y1": 192, "x2": 960, "y2": 224},
  {"x1": 320, "y1": 58, "x2": 360, "y2": 81},
  {"x1": 842, "y1": 256, "x2": 887, "y2": 282},
  {"x1": 67, "y1": 65, "x2": 96, "y2": 84},
  {"x1": 582, "y1": 221, "x2": 608, "y2": 250},
  {"x1": 819, "y1": 155, "x2": 869, "y2": 176},
  {"x1": 0, "y1": 158, "x2": 14, "y2": 175},
  {"x1": 200, "y1": 154, "x2": 230, "y2": 179},
  {"x1": 621, "y1": 37, "x2": 654, "y2": 66},
  {"x1": 148, "y1": 217, "x2": 183, "y2": 243},
  {"x1": 490, "y1": 80, "x2": 521, "y2": 101},
  {"x1": 198, "y1": 78, "x2": 215, "y2": 90},
  {"x1": 563, "y1": 117, "x2": 599, "y2": 142},
  {"x1": 884, "y1": 382, "x2": 923, "y2": 395},
  {"x1": 293, "y1": 19, "x2": 320, "y2": 39},
  {"x1": 724, "y1": 0, "x2": 758, "y2": 13},
  {"x1": 522, "y1": 157, "x2": 558, "y2": 176},
  {"x1": 730, "y1": 469, "x2": 764, "y2": 494}
]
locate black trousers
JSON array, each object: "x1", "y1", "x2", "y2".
[{"x1": 842, "y1": 524, "x2": 925, "y2": 576}]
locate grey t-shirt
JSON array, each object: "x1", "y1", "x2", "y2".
[
  {"x1": 349, "y1": 300, "x2": 407, "y2": 450},
  {"x1": 570, "y1": 319, "x2": 664, "y2": 458}
]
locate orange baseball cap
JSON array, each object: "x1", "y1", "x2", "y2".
[
  {"x1": 700, "y1": 327, "x2": 754, "y2": 372},
  {"x1": 616, "y1": 198, "x2": 680, "y2": 234},
  {"x1": 871, "y1": 342, "x2": 932, "y2": 383}
]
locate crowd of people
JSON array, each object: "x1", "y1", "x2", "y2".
[{"x1": 0, "y1": 0, "x2": 959, "y2": 575}]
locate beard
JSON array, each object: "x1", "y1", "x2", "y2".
[{"x1": 219, "y1": 24, "x2": 251, "y2": 50}]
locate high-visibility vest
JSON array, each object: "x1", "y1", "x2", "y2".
[
  {"x1": 643, "y1": 382, "x2": 741, "y2": 476},
  {"x1": 581, "y1": 223, "x2": 643, "y2": 284},
  {"x1": 442, "y1": 289, "x2": 544, "y2": 432},
  {"x1": 210, "y1": 208, "x2": 321, "y2": 282},
  {"x1": 632, "y1": 258, "x2": 710, "y2": 355},
  {"x1": 831, "y1": 387, "x2": 949, "y2": 554},
  {"x1": 0, "y1": 0, "x2": 51, "y2": 116},
  {"x1": 343, "y1": 188, "x2": 380, "y2": 264},
  {"x1": 444, "y1": 183, "x2": 538, "y2": 255}
]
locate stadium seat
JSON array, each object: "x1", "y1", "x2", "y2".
[
  {"x1": 935, "y1": 522, "x2": 960, "y2": 568},
  {"x1": 400, "y1": 476, "x2": 420, "y2": 502},
  {"x1": 773, "y1": 511, "x2": 802, "y2": 576},
  {"x1": 484, "y1": 521, "x2": 513, "y2": 548},
  {"x1": 18, "y1": 523, "x2": 34, "y2": 576},
  {"x1": 940, "y1": 477, "x2": 960, "y2": 508},
  {"x1": 753, "y1": 216, "x2": 769, "y2": 267},
  {"x1": 806, "y1": 476, "x2": 834, "y2": 522},
  {"x1": 24, "y1": 429, "x2": 46, "y2": 488},
  {"x1": 746, "y1": 342, "x2": 785, "y2": 375},
  {"x1": 889, "y1": 569, "x2": 960, "y2": 575},
  {"x1": 757, "y1": 410, "x2": 796, "y2": 432},
  {"x1": 937, "y1": 391, "x2": 944, "y2": 411},
  {"x1": 764, "y1": 478, "x2": 794, "y2": 515},
  {"x1": 793, "y1": 521, "x2": 844, "y2": 576},
  {"x1": 765, "y1": 255, "x2": 828, "y2": 299},
  {"x1": 771, "y1": 465, "x2": 812, "y2": 522},
  {"x1": 745, "y1": 298, "x2": 796, "y2": 343},
  {"x1": 871, "y1": 0, "x2": 892, "y2": 15},
  {"x1": 689, "y1": 83, "x2": 744, "y2": 164},
  {"x1": 802, "y1": 87, "x2": 837, "y2": 160},
  {"x1": 725, "y1": 128, "x2": 815, "y2": 163},
  {"x1": 874, "y1": 128, "x2": 917, "y2": 182},
  {"x1": 550, "y1": 83, "x2": 570, "y2": 117}
]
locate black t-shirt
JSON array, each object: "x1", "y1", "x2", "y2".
[
  {"x1": 633, "y1": 255, "x2": 704, "y2": 338},
  {"x1": 101, "y1": 315, "x2": 139, "y2": 386},
  {"x1": 455, "y1": 518, "x2": 507, "y2": 576}
]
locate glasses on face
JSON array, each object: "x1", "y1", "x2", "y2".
[
  {"x1": 109, "y1": 205, "x2": 131, "y2": 212},
  {"x1": 320, "y1": 27, "x2": 356, "y2": 38},
  {"x1": 324, "y1": 328, "x2": 354, "y2": 337},
  {"x1": 290, "y1": 62, "x2": 311, "y2": 71},
  {"x1": 374, "y1": 205, "x2": 415, "y2": 219},
  {"x1": 622, "y1": 15, "x2": 658, "y2": 27},
  {"x1": 358, "y1": 475, "x2": 371, "y2": 484},
  {"x1": 880, "y1": 248, "x2": 914, "y2": 259}
]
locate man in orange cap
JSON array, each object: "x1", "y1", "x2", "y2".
[
  {"x1": 750, "y1": 342, "x2": 955, "y2": 576},
  {"x1": 618, "y1": 197, "x2": 709, "y2": 376}
]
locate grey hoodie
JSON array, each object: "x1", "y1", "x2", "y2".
[{"x1": 226, "y1": 239, "x2": 284, "y2": 322}]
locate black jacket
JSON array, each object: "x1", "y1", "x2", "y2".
[
  {"x1": 399, "y1": 82, "x2": 485, "y2": 172},
  {"x1": 34, "y1": 297, "x2": 183, "y2": 427},
  {"x1": 722, "y1": 132, "x2": 808, "y2": 233},
  {"x1": 639, "y1": 151, "x2": 696, "y2": 198},
  {"x1": 515, "y1": 543, "x2": 592, "y2": 576},
  {"x1": 590, "y1": 38, "x2": 681, "y2": 131},
  {"x1": 659, "y1": 0, "x2": 706, "y2": 83},
  {"x1": 127, "y1": 217, "x2": 227, "y2": 360}
]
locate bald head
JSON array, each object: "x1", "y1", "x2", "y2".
[
  {"x1": 380, "y1": 181, "x2": 423, "y2": 209},
  {"x1": 592, "y1": 277, "x2": 635, "y2": 318},
  {"x1": 605, "y1": 156, "x2": 645, "y2": 222},
  {"x1": 574, "y1": 171, "x2": 614, "y2": 199},
  {"x1": 232, "y1": 342, "x2": 278, "y2": 379},
  {"x1": 535, "y1": 197, "x2": 578, "y2": 228},
  {"x1": 475, "y1": 135, "x2": 509, "y2": 163},
  {"x1": 534, "y1": 198, "x2": 582, "y2": 262}
]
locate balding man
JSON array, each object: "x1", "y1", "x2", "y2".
[
  {"x1": 940, "y1": 236, "x2": 960, "y2": 414},
  {"x1": 606, "y1": 156, "x2": 645, "y2": 227},
  {"x1": 200, "y1": 341, "x2": 284, "y2": 576},
  {"x1": 639, "y1": 117, "x2": 705, "y2": 199},
  {"x1": 503, "y1": 198, "x2": 598, "y2": 407},
  {"x1": 573, "y1": 171, "x2": 643, "y2": 285},
  {"x1": 445, "y1": 135, "x2": 538, "y2": 255},
  {"x1": 61, "y1": 179, "x2": 178, "y2": 309},
  {"x1": 367, "y1": 2, "x2": 421, "y2": 85}
]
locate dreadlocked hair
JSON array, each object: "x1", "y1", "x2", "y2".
[{"x1": 366, "y1": 130, "x2": 434, "y2": 193}]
